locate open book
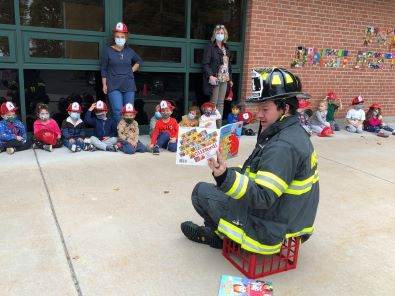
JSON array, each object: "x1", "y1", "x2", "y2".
[
  {"x1": 176, "y1": 122, "x2": 243, "y2": 166},
  {"x1": 218, "y1": 275, "x2": 273, "y2": 296}
]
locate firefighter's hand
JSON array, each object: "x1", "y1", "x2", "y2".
[{"x1": 208, "y1": 149, "x2": 227, "y2": 177}]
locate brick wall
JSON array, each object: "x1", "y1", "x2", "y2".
[{"x1": 242, "y1": 0, "x2": 395, "y2": 117}]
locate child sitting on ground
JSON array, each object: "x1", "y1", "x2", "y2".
[
  {"x1": 0, "y1": 102, "x2": 30, "y2": 155},
  {"x1": 199, "y1": 102, "x2": 221, "y2": 129},
  {"x1": 364, "y1": 103, "x2": 395, "y2": 137},
  {"x1": 179, "y1": 105, "x2": 200, "y2": 127},
  {"x1": 117, "y1": 103, "x2": 147, "y2": 154},
  {"x1": 85, "y1": 100, "x2": 118, "y2": 152},
  {"x1": 345, "y1": 96, "x2": 365, "y2": 133},
  {"x1": 149, "y1": 104, "x2": 161, "y2": 137},
  {"x1": 33, "y1": 103, "x2": 62, "y2": 152},
  {"x1": 325, "y1": 91, "x2": 342, "y2": 131},
  {"x1": 297, "y1": 99, "x2": 313, "y2": 136},
  {"x1": 227, "y1": 103, "x2": 241, "y2": 124},
  {"x1": 149, "y1": 100, "x2": 178, "y2": 155},
  {"x1": 311, "y1": 100, "x2": 332, "y2": 135},
  {"x1": 61, "y1": 102, "x2": 85, "y2": 152}
]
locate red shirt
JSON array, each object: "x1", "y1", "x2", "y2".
[
  {"x1": 33, "y1": 119, "x2": 61, "y2": 137},
  {"x1": 151, "y1": 118, "x2": 179, "y2": 144}
]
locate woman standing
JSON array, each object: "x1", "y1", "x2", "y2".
[
  {"x1": 101, "y1": 22, "x2": 142, "y2": 123},
  {"x1": 202, "y1": 24, "x2": 233, "y2": 128}
]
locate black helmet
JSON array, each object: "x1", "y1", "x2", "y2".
[{"x1": 246, "y1": 67, "x2": 310, "y2": 108}]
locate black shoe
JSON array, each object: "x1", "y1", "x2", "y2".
[
  {"x1": 181, "y1": 221, "x2": 223, "y2": 249},
  {"x1": 152, "y1": 145, "x2": 160, "y2": 155},
  {"x1": 106, "y1": 145, "x2": 117, "y2": 152},
  {"x1": 43, "y1": 144, "x2": 53, "y2": 152}
]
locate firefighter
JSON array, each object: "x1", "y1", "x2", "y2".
[{"x1": 181, "y1": 68, "x2": 320, "y2": 254}]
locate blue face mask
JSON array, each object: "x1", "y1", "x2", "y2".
[
  {"x1": 5, "y1": 115, "x2": 16, "y2": 122},
  {"x1": 357, "y1": 104, "x2": 364, "y2": 110},
  {"x1": 154, "y1": 111, "x2": 162, "y2": 120},
  {"x1": 188, "y1": 112, "x2": 195, "y2": 120},
  {"x1": 215, "y1": 33, "x2": 225, "y2": 42},
  {"x1": 96, "y1": 113, "x2": 106, "y2": 120},
  {"x1": 70, "y1": 112, "x2": 80, "y2": 120},
  {"x1": 204, "y1": 111, "x2": 212, "y2": 117}
]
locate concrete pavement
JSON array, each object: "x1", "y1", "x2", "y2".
[{"x1": 1, "y1": 125, "x2": 395, "y2": 296}]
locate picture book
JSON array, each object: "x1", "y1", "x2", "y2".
[
  {"x1": 176, "y1": 122, "x2": 243, "y2": 166},
  {"x1": 217, "y1": 275, "x2": 273, "y2": 296}
]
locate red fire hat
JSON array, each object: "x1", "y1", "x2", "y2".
[
  {"x1": 351, "y1": 95, "x2": 364, "y2": 105},
  {"x1": 95, "y1": 100, "x2": 109, "y2": 111},
  {"x1": 35, "y1": 129, "x2": 58, "y2": 146},
  {"x1": 121, "y1": 103, "x2": 138, "y2": 115},
  {"x1": 326, "y1": 91, "x2": 337, "y2": 100},
  {"x1": 370, "y1": 103, "x2": 381, "y2": 109},
  {"x1": 319, "y1": 126, "x2": 334, "y2": 137},
  {"x1": 201, "y1": 102, "x2": 216, "y2": 110},
  {"x1": 0, "y1": 101, "x2": 18, "y2": 115},
  {"x1": 238, "y1": 111, "x2": 252, "y2": 123},
  {"x1": 113, "y1": 22, "x2": 128, "y2": 33},
  {"x1": 298, "y1": 99, "x2": 311, "y2": 109},
  {"x1": 159, "y1": 100, "x2": 175, "y2": 111},
  {"x1": 67, "y1": 102, "x2": 82, "y2": 113}
]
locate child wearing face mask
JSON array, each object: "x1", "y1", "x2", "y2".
[
  {"x1": 345, "y1": 96, "x2": 365, "y2": 133},
  {"x1": 149, "y1": 100, "x2": 179, "y2": 155},
  {"x1": 199, "y1": 102, "x2": 222, "y2": 129},
  {"x1": 117, "y1": 103, "x2": 147, "y2": 154},
  {"x1": 33, "y1": 103, "x2": 62, "y2": 152},
  {"x1": 61, "y1": 102, "x2": 86, "y2": 152},
  {"x1": 179, "y1": 105, "x2": 200, "y2": 127},
  {"x1": 85, "y1": 100, "x2": 118, "y2": 152},
  {"x1": 149, "y1": 104, "x2": 161, "y2": 137},
  {"x1": 0, "y1": 102, "x2": 30, "y2": 155},
  {"x1": 311, "y1": 100, "x2": 332, "y2": 135},
  {"x1": 364, "y1": 103, "x2": 395, "y2": 137}
]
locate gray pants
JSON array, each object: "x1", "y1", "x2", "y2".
[
  {"x1": 346, "y1": 125, "x2": 363, "y2": 133},
  {"x1": 311, "y1": 124, "x2": 324, "y2": 134},
  {"x1": 210, "y1": 81, "x2": 227, "y2": 128},
  {"x1": 90, "y1": 136, "x2": 117, "y2": 150},
  {"x1": 191, "y1": 182, "x2": 230, "y2": 230}
]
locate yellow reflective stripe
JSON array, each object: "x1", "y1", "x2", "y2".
[
  {"x1": 255, "y1": 178, "x2": 282, "y2": 196},
  {"x1": 255, "y1": 171, "x2": 288, "y2": 197},
  {"x1": 234, "y1": 175, "x2": 249, "y2": 199},
  {"x1": 225, "y1": 172, "x2": 240, "y2": 197},
  {"x1": 257, "y1": 171, "x2": 288, "y2": 190},
  {"x1": 285, "y1": 225, "x2": 314, "y2": 238},
  {"x1": 225, "y1": 172, "x2": 249, "y2": 200},
  {"x1": 285, "y1": 169, "x2": 319, "y2": 196}
]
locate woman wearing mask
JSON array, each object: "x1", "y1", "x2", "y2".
[
  {"x1": 101, "y1": 22, "x2": 142, "y2": 123},
  {"x1": 202, "y1": 24, "x2": 233, "y2": 128}
]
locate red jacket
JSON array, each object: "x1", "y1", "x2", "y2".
[
  {"x1": 151, "y1": 118, "x2": 179, "y2": 144},
  {"x1": 368, "y1": 116, "x2": 382, "y2": 127}
]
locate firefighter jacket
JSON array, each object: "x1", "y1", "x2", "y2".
[{"x1": 217, "y1": 115, "x2": 319, "y2": 254}]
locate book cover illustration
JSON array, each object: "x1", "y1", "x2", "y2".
[
  {"x1": 218, "y1": 275, "x2": 273, "y2": 296},
  {"x1": 176, "y1": 122, "x2": 243, "y2": 166}
]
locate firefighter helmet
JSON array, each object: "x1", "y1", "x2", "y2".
[
  {"x1": 0, "y1": 101, "x2": 18, "y2": 114},
  {"x1": 247, "y1": 67, "x2": 310, "y2": 107},
  {"x1": 351, "y1": 95, "x2": 364, "y2": 105},
  {"x1": 370, "y1": 103, "x2": 380, "y2": 109}
]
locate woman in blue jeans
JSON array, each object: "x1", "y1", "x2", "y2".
[{"x1": 101, "y1": 22, "x2": 142, "y2": 123}]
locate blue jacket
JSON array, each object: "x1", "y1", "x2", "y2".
[
  {"x1": 227, "y1": 113, "x2": 239, "y2": 124},
  {"x1": 61, "y1": 117, "x2": 86, "y2": 140},
  {"x1": 0, "y1": 119, "x2": 27, "y2": 144},
  {"x1": 84, "y1": 111, "x2": 117, "y2": 139}
]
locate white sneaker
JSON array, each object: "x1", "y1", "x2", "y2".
[
  {"x1": 6, "y1": 147, "x2": 16, "y2": 155},
  {"x1": 71, "y1": 144, "x2": 77, "y2": 152}
]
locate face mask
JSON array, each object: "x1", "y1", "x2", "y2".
[
  {"x1": 96, "y1": 113, "x2": 106, "y2": 120},
  {"x1": 5, "y1": 115, "x2": 16, "y2": 122},
  {"x1": 154, "y1": 112, "x2": 162, "y2": 120},
  {"x1": 124, "y1": 118, "x2": 134, "y2": 124},
  {"x1": 39, "y1": 113, "x2": 50, "y2": 120},
  {"x1": 161, "y1": 113, "x2": 171, "y2": 119},
  {"x1": 372, "y1": 110, "x2": 379, "y2": 117},
  {"x1": 70, "y1": 112, "x2": 80, "y2": 120},
  {"x1": 204, "y1": 111, "x2": 212, "y2": 117},
  {"x1": 188, "y1": 113, "x2": 195, "y2": 120},
  {"x1": 115, "y1": 38, "x2": 126, "y2": 47},
  {"x1": 215, "y1": 33, "x2": 225, "y2": 42},
  {"x1": 357, "y1": 105, "x2": 363, "y2": 110}
]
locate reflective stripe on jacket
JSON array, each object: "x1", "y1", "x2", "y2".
[{"x1": 217, "y1": 115, "x2": 319, "y2": 254}]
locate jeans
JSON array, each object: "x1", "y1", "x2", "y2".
[
  {"x1": 63, "y1": 138, "x2": 84, "y2": 151},
  {"x1": 191, "y1": 182, "x2": 230, "y2": 230},
  {"x1": 108, "y1": 90, "x2": 135, "y2": 124},
  {"x1": 346, "y1": 125, "x2": 363, "y2": 133},
  {"x1": 90, "y1": 136, "x2": 118, "y2": 151},
  {"x1": 329, "y1": 120, "x2": 340, "y2": 131},
  {"x1": 120, "y1": 140, "x2": 147, "y2": 154},
  {"x1": 210, "y1": 81, "x2": 227, "y2": 128},
  {"x1": 155, "y1": 132, "x2": 177, "y2": 152},
  {"x1": 0, "y1": 139, "x2": 31, "y2": 152},
  {"x1": 365, "y1": 125, "x2": 394, "y2": 133}
]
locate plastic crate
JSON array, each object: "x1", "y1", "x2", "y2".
[{"x1": 222, "y1": 236, "x2": 301, "y2": 279}]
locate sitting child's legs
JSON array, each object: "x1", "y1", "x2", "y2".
[
  {"x1": 311, "y1": 125, "x2": 323, "y2": 134},
  {"x1": 135, "y1": 141, "x2": 147, "y2": 153},
  {"x1": 167, "y1": 141, "x2": 177, "y2": 152},
  {"x1": 3, "y1": 139, "x2": 31, "y2": 152},
  {"x1": 330, "y1": 120, "x2": 340, "y2": 131},
  {"x1": 346, "y1": 125, "x2": 357, "y2": 133},
  {"x1": 90, "y1": 136, "x2": 108, "y2": 151},
  {"x1": 54, "y1": 139, "x2": 63, "y2": 148},
  {"x1": 382, "y1": 125, "x2": 394, "y2": 133},
  {"x1": 120, "y1": 141, "x2": 135, "y2": 154},
  {"x1": 156, "y1": 132, "x2": 170, "y2": 148},
  {"x1": 364, "y1": 125, "x2": 380, "y2": 133}
]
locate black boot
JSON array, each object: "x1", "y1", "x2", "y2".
[{"x1": 181, "y1": 221, "x2": 223, "y2": 249}]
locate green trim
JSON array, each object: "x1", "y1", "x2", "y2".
[
  {"x1": 239, "y1": 0, "x2": 247, "y2": 102},
  {"x1": 0, "y1": 30, "x2": 16, "y2": 62}
]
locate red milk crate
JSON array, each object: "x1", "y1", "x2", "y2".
[{"x1": 222, "y1": 236, "x2": 301, "y2": 279}]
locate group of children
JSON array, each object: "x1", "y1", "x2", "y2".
[
  {"x1": 297, "y1": 91, "x2": 395, "y2": 138},
  {"x1": 1, "y1": 98, "x2": 253, "y2": 156}
]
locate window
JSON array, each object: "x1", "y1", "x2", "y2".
[
  {"x1": 19, "y1": 0, "x2": 104, "y2": 31},
  {"x1": 29, "y1": 39, "x2": 99, "y2": 60},
  {"x1": 123, "y1": 0, "x2": 185, "y2": 38},
  {"x1": 0, "y1": 37, "x2": 10, "y2": 57},
  {"x1": 134, "y1": 72, "x2": 185, "y2": 124},
  {"x1": 0, "y1": 69, "x2": 20, "y2": 116},
  {"x1": 0, "y1": 0, "x2": 14, "y2": 24},
  {"x1": 23, "y1": 69, "x2": 102, "y2": 131},
  {"x1": 133, "y1": 45, "x2": 182, "y2": 63},
  {"x1": 191, "y1": 0, "x2": 242, "y2": 42}
]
